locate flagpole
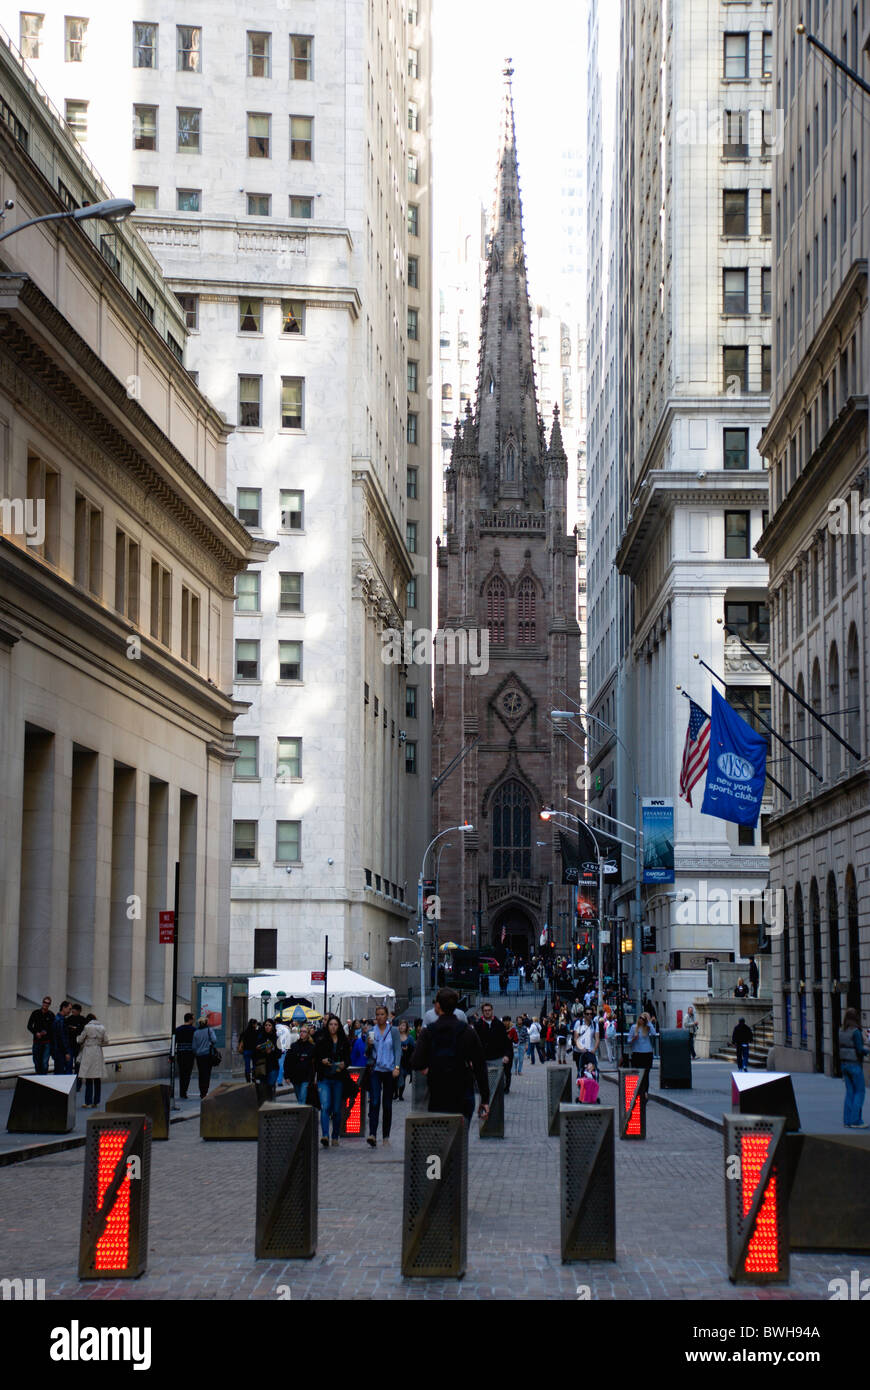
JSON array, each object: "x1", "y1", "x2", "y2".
[
  {"x1": 678, "y1": 689, "x2": 792, "y2": 799},
  {"x1": 694, "y1": 654, "x2": 817, "y2": 784}
]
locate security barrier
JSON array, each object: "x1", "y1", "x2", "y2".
[
  {"x1": 546, "y1": 1065, "x2": 574, "y2": 1136},
  {"x1": 618, "y1": 1068, "x2": 646, "y2": 1140},
  {"x1": 479, "y1": 1062, "x2": 505, "y2": 1138},
  {"x1": 401, "y1": 1114, "x2": 467, "y2": 1277},
  {"x1": 7, "y1": 1074, "x2": 76, "y2": 1133},
  {"x1": 200, "y1": 1081, "x2": 260, "y2": 1139},
  {"x1": 411, "y1": 1069, "x2": 429, "y2": 1111},
  {"x1": 342, "y1": 1068, "x2": 368, "y2": 1137},
  {"x1": 560, "y1": 1104, "x2": 616, "y2": 1261},
  {"x1": 731, "y1": 1071, "x2": 800, "y2": 1132},
  {"x1": 723, "y1": 1114, "x2": 789, "y2": 1284},
  {"x1": 658, "y1": 1029, "x2": 692, "y2": 1089},
  {"x1": 783, "y1": 1131, "x2": 870, "y2": 1249},
  {"x1": 78, "y1": 1113, "x2": 151, "y2": 1279},
  {"x1": 106, "y1": 1082, "x2": 170, "y2": 1140},
  {"x1": 255, "y1": 1103, "x2": 317, "y2": 1258}
]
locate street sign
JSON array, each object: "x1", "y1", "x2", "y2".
[
  {"x1": 310, "y1": 970, "x2": 325, "y2": 982},
  {"x1": 158, "y1": 910, "x2": 175, "y2": 944}
]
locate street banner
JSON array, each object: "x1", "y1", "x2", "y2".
[
  {"x1": 642, "y1": 799, "x2": 674, "y2": 883},
  {"x1": 700, "y1": 687, "x2": 767, "y2": 826}
]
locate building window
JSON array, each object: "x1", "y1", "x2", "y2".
[
  {"x1": 407, "y1": 360, "x2": 418, "y2": 393},
  {"x1": 233, "y1": 821, "x2": 257, "y2": 862},
  {"x1": 279, "y1": 641, "x2": 302, "y2": 680},
  {"x1": 761, "y1": 189, "x2": 771, "y2": 236},
  {"x1": 234, "y1": 735, "x2": 259, "y2": 779},
  {"x1": 176, "y1": 188, "x2": 200, "y2": 212},
  {"x1": 114, "y1": 530, "x2": 139, "y2": 621},
  {"x1": 20, "y1": 13, "x2": 43, "y2": 60},
  {"x1": 408, "y1": 256, "x2": 419, "y2": 288},
  {"x1": 491, "y1": 779, "x2": 531, "y2": 879},
  {"x1": 723, "y1": 188, "x2": 748, "y2": 236},
  {"x1": 253, "y1": 928, "x2": 276, "y2": 969},
  {"x1": 247, "y1": 193, "x2": 270, "y2": 216},
  {"x1": 65, "y1": 16, "x2": 87, "y2": 61},
  {"x1": 724, "y1": 600, "x2": 769, "y2": 642},
  {"x1": 406, "y1": 521, "x2": 417, "y2": 554},
  {"x1": 408, "y1": 153, "x2": 418, "y2": 184},
  {"x1": 407, "y1": 467, "x2": 418, "y2": 499},
  {"x1": 180, "y1": 585, "x2": 199, "y2": 666},
  {"x1": 517, "y1": 576, "x2": 536, "y2": 644},
  {"x1": 74, "y1": 493, "x2": 102, "y2": 595},
  {"x1": 176, "y1": 25, "x2": 201, "y2": 72},
  {"x1": 281, "y1": 377, "x2": 304, "y2": 429},
  {"x1": 408, "y1": 100, "x2": 419, "y2": 131},
  {"x1": 724, "y1": 511, "x2": 751, "y2": 558},
  {"x1": 177, "y1": 107, "x2": 201, "y2": 152},
  {"x1": 407, "y1": 47, "x2": 418, "y2": 78},
  {"x1": 724, "y1": 32, "x2": 749, "y2": 78},
  {"x1": 247, "y1": 31, "x2": 270, "y2": 77},
  {"x1": 723, "y1": 427, "x2": 749, "y2": 470},
  {"x1": 64, "y1": 100, "x2": 88, "y2": 140},
  {"x1": 723, "y1": 346, "x2": 748, "y2": 392},
  {"x1": 408, "y1": 203, "x2": 419, "y2": 236},
  {"x1": 290, "y1": 195, "x2": 313, "y2": 218},
  {"x1": 290, "y1": 35, "x2": 312, "y2": 79},
  {"x1": 133, "y1": 185, "x2": 158, "y2": 210},
  {"x1": 247, "y1": 112, "x2": 270, "y2": 157},
  {"x1": 150, "y1": 559, "x2": 171, "y2": 645},
  {"x1": 723, "y1": 268, "x2": 748, "y2": 314},
  {"x1": 25, "y1": 454, "x2": 59, "y2": 563},
  {"x1": 277, "y1": 737, "x2": 302, "y2": 780},
  {"x1": 405, "y1": 741, "x2": 417, "y2": 774},
  {"x1": 276, "y1": 821, "x2": 301, "y2": 863},
  {"x1": 282, "y1": 299, "x2": 304, "y2": 333},
  {"x1": 290, "y1": 115, "x2": 312, "y2": 159},
  {"x1": 723, "y1": 110, "x2": 748, "y2": 157},
  {"x1": 406, "y1": 577, "x2": 417, "y2": 609},
  {"x1": 406, "y1": 686, "x2": 417, "y2": 718},
  {"x1": 486, "y1": 576, "x2": 506, "y2": 644},
  {"x1": 761, "y1": 345, "x2": 771, "y2": 393},
  {"x1": 235, "y1": 570, "x2": 261, "y2": 612},
  {"x1": 239, "y1": 297, "x2": 262, "y2": 332},
  {"x1": 762, "y1": 31, "x2": 773, "y2": 77},
  {"x1": 133, "y1": 104, "x2": 157, "y2": 150},
  {"x1": 761, "y1": 267, "x2": 771, "y2": 315},
  {"x1": 234, "y1": 639, "x2": 260, "y2": 682},
  {"x1": 407, "y1": 307, "x2": 418, "y2": 339},
  {"x1": 279, "y1": 572, "x2": 302, "y2": 612},
  {"x1": 237, "y1": 487, "x2": 261, "y2": 527},
  {"x1": 280, "y1": 489, "x2": 304, "y2": 530},
  {"x1": 238, "y1": 376, "x2": 262, "y2": 428},
  {"x1": 133, "y1": 22, "x2": 156, "y2": 67},
  {"x1": 407, "y1": 412, "x2": 418, "y2": 444}
]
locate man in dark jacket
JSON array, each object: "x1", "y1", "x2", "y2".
[
  {"x1": 748, "y1": 956, "x2": 760, "y2": 997},
  {"x1": 27, "y1": 997, "x2": 54, "y2": 1074},
  {"x1": 473, "y1": 1001, "x2": 514, "y2": 1094},
  {"x1": 174, "y1": 1013, "x2": 197, "y2": 1099},
  {"x1": 66, "y1": 1004, "x2": 86, "y2": 1092},
  {"x1": 51, "y1": 1001, "x2": 73, "y2": 1074},
  {"x1": 412, "y1": 988, "x2": 490, "y2": 1126},
  {"x1": 286, "y1": 1024, "x2": 317, "y2": 1105},
  {"x1": 731, "y1": 1018, "x2": 753, "y2": 1072}
]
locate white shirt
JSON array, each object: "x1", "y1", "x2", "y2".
[
  {"x1": 275, "y1": 1023, "x2": 291, "y2": 1052},
  {"x1": 574, "y1": 1019, "x2": 598, "y2": 1052}
]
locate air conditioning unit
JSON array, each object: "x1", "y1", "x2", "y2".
[{"x1": 398, "y1": 730, "x2": 407, "y2": 743}]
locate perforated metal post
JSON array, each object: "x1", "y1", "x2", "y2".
[
  {"x1": 402, "y1": 1114, "x2": 467, "y2": 1277},
  {"x1": 79, "y1": 1113, "x2": 151, "y2": 1279},
  {"x1": 411, "y1": 1068, "x2": 429, "y2": 1111},
  {"x1": 723, "y1": 1114, "x2": 789, "y2": 1284},
  {"x1": 342, "y1": 1068, "x2": 367, "y2": 1138},
  {"x1": 479, "y1": 1062, "x2": 505, "y2": 1138},
  {"x1": 547, "y1": 1064, "x2": 574, "y2": 1136},
  {"x1": 560, "y1": 1104, "x2": 616, "y2": 1261},
  {"x1": 255, "y1": 1103, "x2": 317, "y2": 1258},
  {"x1": 618, "y1": 1068, "x2": 646, "y2": 1140}
]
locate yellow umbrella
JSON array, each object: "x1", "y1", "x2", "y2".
[
  {"x1": 277, "y1": 1004, "x2": 322, "y2": 1023},
  {"x1": 440, "y1": 941, "x2": 461, "y2": 951}
]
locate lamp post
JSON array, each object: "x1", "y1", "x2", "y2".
[
  {"x1": 417, "y1": 823, "x2": 473, "y2": 1015},
  {"x1": 432, "y1": 841, "x2": 452, "y2": 990},
  {"x1": 0, "y1": 196, "x2": 136, "y2": 243},
  {"x1": 540, "y1": 807, "x2": 606, "y2": 1016}
]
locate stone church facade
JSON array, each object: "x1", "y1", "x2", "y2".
[{"x1": 433, "y1": 72, "x2": 581, "y2": 958}]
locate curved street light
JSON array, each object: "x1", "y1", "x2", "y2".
[
  {"x1": 416, "y1": 823, "x2": 473, "y2": 1013},
  {"x1": 0, "y1": 196, "x2": 136, "y2": 244}
]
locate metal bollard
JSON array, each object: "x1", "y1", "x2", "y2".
[
  {"x1": 479, "y1": 1062, "x2": 505, "y2": 1138},
  {"x1": 560, "y1": 1104, "x2": 616, "y2": 1261},
  {"x1": 79, "y1": 1113, "x2": 151, "y2": 1279},
  {"x1": 546, "y1": 1064, "x2": 574, "y2": 1136},
  {"x1": 8, "y1": 1074, "x2": 76, "y2": 1133},
  {"x1": 402, "y1": 1114, "x2": 467, "y2": 1277},
  {"x1": 723, "y1": 1114, "x2": 789, "y2": 1283},
  {"x1": 342, "y1": 1067, "x2": 368, "y2": 1137},
  {"x1": 617, "y1": 1068, "x2": 646, "y2": 1139},
  {"x1": 256, "y1": 1103, "x2": 317, "y2": 1258},
  {"x1": 106, "y1": 1082, "x2": 171, "y2": 1139},
  {"x1": 411, "y1": 1068, "x2": 429, "y2": 1111}
]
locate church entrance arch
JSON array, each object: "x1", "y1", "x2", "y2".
[{"x1": 489, "y1": 905, "x2": 536, "y2": 963}]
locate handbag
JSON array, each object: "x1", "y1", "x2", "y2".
[{"x1": 208, "y1": 1042, "x2": 222, "y2": 1067}]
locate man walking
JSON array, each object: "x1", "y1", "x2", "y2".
[
  {"x1": 51, "y1": 1001, "x2": 73, "y2": 1074},
  {"x1": 275, "y1": 1017, "x2": 292, "y2": 1088},
  {"x1": 572, "y1": 1008, "x2": 599, "y2": 1076},
  {"x1": 412, "y1": 987, "x2": 490, "y2": 1127},
  {"x1": 174, "y1": 1013, "x2": 196, "y2": 1099},
  {"x1": 474, "y1": 1001, "x2": 513, "y2": 1094},
  {"x1": 731, "y1": 1017, "x2": 753, "y2": 1072},
  {"x1": 366, "y1": 1004, "x2": 401, "y2": 1146},
  {"x1": 27, "y1": 996, "x2": 53, "y2": 1075}
]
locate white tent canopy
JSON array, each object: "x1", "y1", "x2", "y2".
[{"x1": 248, "y1": 970, "x2": 395, "y2": 1022}]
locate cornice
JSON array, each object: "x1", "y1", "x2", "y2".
[{"x1": 616, "y1": 470, "x2": 770, "y2": 577}]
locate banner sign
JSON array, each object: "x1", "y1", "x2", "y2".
[
  {"x1": 700, "y1": 688, "x2": 767, "y2": 827},
  {"x1": 642, "y1": 799, "x2": 675, "y2": 883}
]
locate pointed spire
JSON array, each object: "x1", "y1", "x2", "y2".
[
  {"x1": 461, "y1": 399, "x2": 475, "y2": 452},
  {"x1": 548, "y1": 403, "x2": 565, "y2": 460}
]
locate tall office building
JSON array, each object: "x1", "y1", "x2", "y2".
[
  {"x1": 7, "y1": 0, "x2": 435, "y2": 991},
  {"x1": 757, "y1": 4, "x2": 868, "y2": 1072}
]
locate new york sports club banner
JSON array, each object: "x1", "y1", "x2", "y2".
[{"x1": 700, "y1": 687, "x2": 767, "y2": 827}]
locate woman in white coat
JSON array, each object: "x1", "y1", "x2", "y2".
[{"x1": 78, "y1": 1014, "x2": 109, "y2": 1108}]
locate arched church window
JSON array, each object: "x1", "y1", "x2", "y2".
[
  {"x1": 517, "y1": 577, "x2": 536, "y2": 644},
  {"x1": 504, "y1": 442, "x2": 516, "y2": 482},
  {"x1": 486, "y1": 576, "x2": 506, "y2": 644},
  {"x1": 506, "y1": 309, "x2": 513, "y2": 331},
  {"x1": 487, "y1": 368, "x2": 495, "y2": 396},
  {"x1": 491, "y1": 780, "x2": 531, "y2": 879},
  {"x1": 504, "y1": 199, "x2": 513, "y2": 222}
]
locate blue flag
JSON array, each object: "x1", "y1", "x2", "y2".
[{"x1": 700, "y1": 687, "x2": 767, "y2": 826}]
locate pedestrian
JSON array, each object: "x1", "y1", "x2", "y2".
[
  {"x1": 286, "y1": 1023, "x2": 317, "y2": 1105},
  {"x1": 192, "y1": 1015, "x2": 219, "y2": 1099},
  {"x1": 572, "y1": 1008, "x2": 599, "y2": 1076},
  {"x1": 275, "y1": 1017, "x2": 292, "y2": 1087},
  {"x1": 411, "y1": 987, "x2": 490, "y2": 1128},
  {"x1": 256, "y1": 1018, "x2": 280, "y2": 1100},
  {"x1": 66, "y1": 1005, "x2": 86, "y2": 1092},
  {"x1": 748, "y1": 956, "x2": 760, "y2": 998},
  {"x1": 366, "y1": 1004, "x2": 401, "y2": 1146},
  {"x1": 78, "y1": 1013, "x2": 108, "y2": 1108},
  {"x1": 514, "y1": 1016, "x2": 528, "y2": 1075},
  {"x1": 555, "y1": 1011, "x2": 569, "y2": 1065},
  {"x1": 238, "y1": 1018, "x2": 261, "y2": 1081},
  {"x1": 731, "y1": 1017, "x2": 753, "y2": 1072},
  {"x1": 528, "y1": 1017, "x2": 543, "y2": 1063},
  {"x1": 605, "y1": 1013, "x2": 617, "y2": 1064},
  {"x1": 734, "y1": 977, "x2": 749, "y2": 999},
  {"x1": 173, "y1": 1012, "x2": 196, "y2": 1099},
  {"x1": 315, "y1": 1014, "x2": 350, "y2": 1147},
  {"x1": 51, "y1": 1001, "x2": 73, "y2": 1075},
  {"x1": 27, "y1": 995, "x2": 54, "y2": 1075},
  {"x1": 473, "y1": 1002, "x2": 513, "y2": 1093},
  {"x1": 544, "y1": 1016, "x2": 556, "y2": 1061},
  {"x1": 839, "y1": 1007, "x2": 868, "y2": 1128},
  {"x1": 350, "y1": 1024, "x2": 368, "y2": 1067},
  {"x1": 397, "y1": 1019, "x2": 414, "y2": 1098},
  {"x1": 627, "y1": 1012, "x2": 656, "y2": 1096},
  {"x1": 683, "y1": 1005, "x2": 699, "y2": 1060}
]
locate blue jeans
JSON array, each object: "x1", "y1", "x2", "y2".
[
  {"x1": 513, "y1": 1047, "x2": 525, "y2": 1075},
  {"x1": 737, "y1": 1044, "x2": 749, "y2": 1072},
  {"x1": 293, "y1": 1081, "x2": 309, "y2": 1105},
  {"x1": 318, "y1": 1079, "x2": 343, "y2": 1138},
  {"x1": 84, "y1": 1078, "x2": 101, "y2": 1106},
  {"x1": 369, "y1": 1069, "x2": 395, "y2": 1139},
  {"x1": 843, "y1": 1062, "x2": 865, "y2": 1126},
  {"x1": 277, "y1": 1053, "x2": 286, "y2": 1085},
  {"x1": 32, "y1": 1041, "x2": 50, "y2": 1074},
  {"x1": 243, "y1": 1049, "x2": 255, "y2": 1081},
  {"x1": 53, "y1": 1052, "x2": 72, "y2": 1075}
]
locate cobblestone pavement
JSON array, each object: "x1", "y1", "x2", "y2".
[{"x1": 0, "y1": 1061, "x2": 859, "y2": 1301}]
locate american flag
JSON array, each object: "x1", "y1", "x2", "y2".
[
  {"x1": 679, "y1": 699, "x2": 711, "y2": 806},
  {"x1": 501, "y1": 922, "x2": 506, "y2": 944}
]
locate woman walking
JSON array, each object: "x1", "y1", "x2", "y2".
[
  {"x1": 315, "y1": 1014, "x2": 350, "y2": 1147},
  {"x1": 238, "y1": 1018, "x2": 261, "y2": 1082},
  {"x1": 192, "y1": 1016, "x2": 219, "y2": 1100},
  {"x1": 396, "y1": 1019, "x2": 414, "y2": 1099},
  {"x1": 839, "y1": 1007, "x2": 869, "y2": 1128},
  {"x1": 627, "y1": 1012, "x2": 657, "y2": 1098},
  {"x1": 78, "y1": 1013, "x2": 108, "y2": 1108},
  {"x1": 256, "y1": 1018, "x2": 280, "y2": 1100}
]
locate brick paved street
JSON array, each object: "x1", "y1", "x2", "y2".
[{"x1": 0, "y1": 1058, "x2": 861, "y2": 1302}]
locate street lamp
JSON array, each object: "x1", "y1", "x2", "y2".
[
  {"x1": 417, "y1": 823, "x2": 473, "y2": 1014},
  {"x1": 432, "y1": 842, "x2": 452, "y2": 990},
  {"x1": 0, "y1": 196, "x2": 136, "y2": 243},
  {"x1": 541, "y1": 807, "x2": 607, "y2": 1014}
]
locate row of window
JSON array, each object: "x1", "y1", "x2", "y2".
[
  {"x1": 771, "y1": 332, "x2": 860, "y2": 506},
  {"x1": 777, "y1": 167, "x2": 860, "y2": 360},
  {"x1": 364, "y1": 682, "x2": 419, "y2": 722},
  {"x1": 235, "y1": 376, "x2": 304, "y2": 430},
  {"x1": 779, "y1": 629, "x2": 862, "y2": 795},
  {"x1": 778, "y1": 109, "x2": 858, "y2": 253},
  {"x1": 235, "y1": 571, "x2": 302, "y2": 614},
  {"x1": 235, "y1": 736, "x2": 301, "y2": 780},
  {"x1": 173, "y1": 295, "x2": 305, "y2": 335},
  {"x1": 721, "y1": 109, "x2": 776, "y2": 158},
  {"x1": 781, "y1": 869, "x2": 862, "y2": 1027},
  {"x1": 722, "y1": 267, "x2": 771, "y2": 316},
  {"x1": 723, "y1": 187, "x2": 771, "y2": 238},
  {"x1": 134, "y1": 186, "x2": 314, "y2": 219},
  {"x1": 237, "y1": 487, "x2": 303, "y2": 531},
  {"x1": 485, "y1": 577, "x2": 539, "y2": 645},
  {"x1": 723, "y1": 30, "x2": 773, "y2": 80},
  {"x1": 722, "y1": 345, "x2": 772, "y2": 394},
  {"x1": 235, "y1": 639, "x2": 302, "y2": 682},
  {"x1": 233, "y1": 819, "x2": 301, "y2": 864},
  {"x1": 129, "y1": 106, "x2": 314, "y2": 158},
  {"x1": 363, "y1": 871, "x2": 407, "y2": 900},
  {"x1": 775, "y1": 535, "x2": 860, "y2": 651}
]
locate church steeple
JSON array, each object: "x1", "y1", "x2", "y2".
[{"x1": 474, "y1": 62, "x2": 544, "y2": 512}]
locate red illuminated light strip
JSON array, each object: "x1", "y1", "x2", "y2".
[
  {"x1": 740, "y1": 1133, "x2": 780, "y2": 1274},
  {"x1": 345, "y1": 1069, "x2": 364, "y2": 1135},
  {"x1": 623, "y1": 1074, "x2": 641, "y2": 1135},
  {"x1": 95, "y1": 1131, "x2": 131, "y2": 1271}
]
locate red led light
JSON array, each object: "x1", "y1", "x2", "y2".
[
  {"x1": 344, "y1": 1069, "x2": 364, "y2": 1135},
  {"x1": 740, "y1": 1133, "x2": 780, "y2": 1274},
  {"x1": 94, "y1": 1130, "x2": 131, "y2": 1271},
  {"x1": 623, "y1": 1074, "x2": 641, "y2": 1135}
]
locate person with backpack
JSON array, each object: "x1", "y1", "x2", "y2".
[
  {"x1": 411, "y1": 987, "x2": 490, "y2": 1127},
  {"x1": 839, "y1": 1006, "x2": 868, "y2": 1128},
  {"x1": 192, "y1": 1016, "x2": 219, "y2": 1100},
  {"x1": 527, "y1": 1017, "x2": 543, "y2": 1064}
]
